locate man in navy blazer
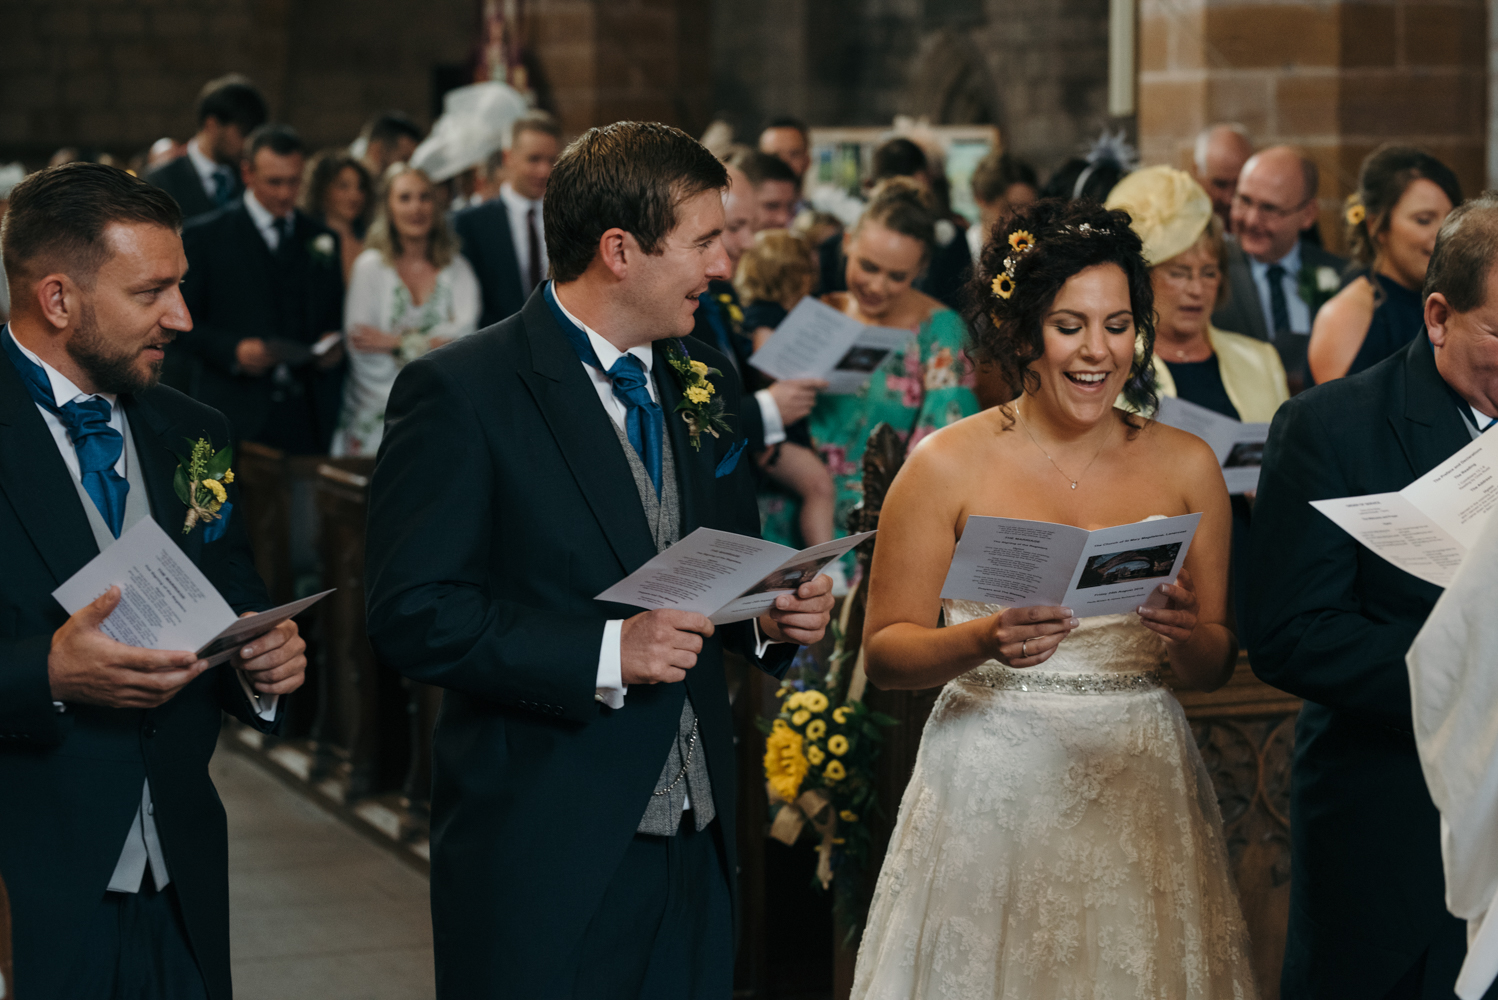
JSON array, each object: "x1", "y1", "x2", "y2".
[
  {"x1": 142, "y1": 74, "x2": 268, "y2": 224},
  {"x1": 452, "y1": 110, "x2": 563, "y2": 330},
  {"x1": 1247, "y1": 195, "x2": 1498, "y2": 998},
  {"x1": 0, "y1": 163, "x2": 307, "y2": 999},
  {"x1": 366, "y1": 121, "x2": 834, "y2": 999}
]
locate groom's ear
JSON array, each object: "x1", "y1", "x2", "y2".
[{"x1": 596, "y1": 227, "x2": 631, "y2": 281}]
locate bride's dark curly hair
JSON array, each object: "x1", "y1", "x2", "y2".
[{"x1": 964, "y1": 198, "x2": 1158, "y2": 417}]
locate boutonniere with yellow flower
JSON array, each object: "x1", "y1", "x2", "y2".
[
  {"x1": 663, "y1": 340, "x2": 732, "y2": 450},
  {"x1": 174, "y1": 437, "x2": 234, "y2": 535}
]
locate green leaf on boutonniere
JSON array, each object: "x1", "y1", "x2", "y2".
[{"x1": 662, "y1": 340, "x2": 733, "y2": 450}]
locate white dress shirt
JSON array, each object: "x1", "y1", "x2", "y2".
[
  {"x1": 185, "y1": 137, "x2": 229, "y2": 203},
  {"x1": 1247, "y1": 241, "x2": 1311, "y2": 336},
  {"x1": 498, "y1": 182, "x2": 547, "y2": 294},
  {"x1": 243, "y1": 189, "x2": 290, "y2": 252}
]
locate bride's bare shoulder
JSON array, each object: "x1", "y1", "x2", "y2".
[{"x1": 901, "y1": 407, "x2": 1015, "y2": 480}]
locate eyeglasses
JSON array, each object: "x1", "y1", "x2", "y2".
[
  {"x1": 1233, "y1": 191, "x2": 1312, "y2": 222},
  {"x1": 1158, "y1": 265, "x2": 1222, "y2": 286}
]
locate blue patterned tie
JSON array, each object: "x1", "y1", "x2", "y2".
[
  {"x1": 543, "y1": 283, "x2": 665, "y2": 494},
  {"x1": 2, "y1": 328, "x2": 129, "y2": 537}
]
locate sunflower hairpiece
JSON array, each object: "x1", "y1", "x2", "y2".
[
  {"x1": 992, "y1": 230, "x2": 1037, "y2": 304},
  {"x1": 1346, "y1": 200, "x2": 1366, "y2": 227}
]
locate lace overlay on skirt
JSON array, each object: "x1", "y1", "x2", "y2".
[{"x1": 851, "y1": 599, "x2": 1257, "y2": 1000}]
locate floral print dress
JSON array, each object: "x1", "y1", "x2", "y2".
[{"x1": 759, "y1": 306, "x2": 979, "y2": 550}]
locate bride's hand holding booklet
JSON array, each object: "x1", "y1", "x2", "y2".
[{"x1": 940, "y1": 512, "x2": 1203, "y2": 617}]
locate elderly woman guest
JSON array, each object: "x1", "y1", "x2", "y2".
[
  {"x1": 1106, "y1": 166, "x2": 1288, "y2": 423},
  {"x1": 1307, "y1": 146, "x2": 1461, "y2": 383},
  {"x1": 760, "y1": 178, "x2": 980, "y2": 560},
  {"x1": 301, "y1": 150, "x2": 373, "y2": 282},
  {"x1": 332, "y1": 164, "x2": 479, "y2": 456}
]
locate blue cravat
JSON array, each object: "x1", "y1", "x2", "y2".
[
  {"x1": 544, "y1": 282, "x2": 665, "y2": 494},
  {"x1": 2, "y1": 328, "x2": 129, "y2": 537}
]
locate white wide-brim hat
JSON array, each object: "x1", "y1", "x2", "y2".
[
  {"x1": 409, "y1": 81, "x2": 530, "y2": 184},
  {"x1": 1103, "y1": 165, "x2": 1213, "y2": 267}
]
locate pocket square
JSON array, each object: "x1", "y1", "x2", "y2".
[
  {"x1": 202, "y1": 501, "x2": 233, "y2": 543},
  {"x1": 715, "y1": 438, "x2": 747, "y2": 478}
]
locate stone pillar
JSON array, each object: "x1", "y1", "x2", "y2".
[{"x1": 1139, "y1": 0, "x2": 1488, "y2": 252}]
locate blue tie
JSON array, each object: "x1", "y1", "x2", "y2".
[
  {"x1": 212, "y1": 167, "x2": 234, "y2": 207},
  {"x1": 2, "y1": 328, "x2": 129, "y2": 537},
  {"x1": 543, "y1": 283, "x2": 665, "y2": 495},
  {"x1": 1265, "y1": 264, "x2": 1293, "y2": 337}
]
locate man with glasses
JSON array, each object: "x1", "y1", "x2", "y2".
[{"x1": 1212, "y1": 145, "x2": 1347, "y2": 393}]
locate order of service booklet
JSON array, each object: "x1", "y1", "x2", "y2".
[
  {"x1": 940, "y1": 512, "x2": 1203, "y2": 617},
  {"x1": 1310, "y1": 425, "x2": 1498, "y2": 588},
  {"x1": 595, "y1": 527, "x2": 876, "y2": 624},
  {"x1": 1153, "y1": 395, "x2": 1271, "y2": 494},
  {"x1": 52, "y1": 517, "x2": 332, "y2": 711},
  {"x1": 747, "y1": 296, "x2": 913, "y2": 394}
]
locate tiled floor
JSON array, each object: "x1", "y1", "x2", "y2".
[{"x1": 213, "y1": 745, "x2": 436, "y2": 1000}]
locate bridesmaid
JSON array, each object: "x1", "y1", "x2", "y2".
[{"x1": 1308, "y1": 146, "x2": 1461, "y2": 383}]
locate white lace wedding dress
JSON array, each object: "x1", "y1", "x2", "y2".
[{"x1": 851, "y1": 599, "x2": 1257, "y2": 1000}]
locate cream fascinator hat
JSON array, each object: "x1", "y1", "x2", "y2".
[{"x1": 1103, "y1": 165, "x2": 1213, "y2": 267}]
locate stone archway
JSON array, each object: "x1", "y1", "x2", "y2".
[{"x1": 906, "y1": 28, "x2": 1002, "y2": 127}]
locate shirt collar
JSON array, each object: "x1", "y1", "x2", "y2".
[
  {"x1": 243, "y1": 189, "x2": 289, "y2": 232},
  {"x1": 1249, "y1": 240, "x2": 1302, "y2": 278},
  {"x1": 5, "y1": 325, "x2": 116, "y2": 407},
  {"x1": 185, "y1": 138, "x2": 222, "y2": 188},
  {"x1": 499, "y1": 182, "x2": 540, "y2": 214},
  {"x1": 549, "y1": 284, "x2": 653, "y2": 373}
]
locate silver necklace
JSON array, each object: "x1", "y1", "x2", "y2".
[{"x1": 1015, "y1": 403, "x2": 1110, "y2": 490}]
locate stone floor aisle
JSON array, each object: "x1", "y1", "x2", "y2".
[{"x1": 213, "y1": 743, "x2": 436, "y2": 1000}]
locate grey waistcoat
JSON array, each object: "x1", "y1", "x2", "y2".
[{"x1": 607, "y1": 417, "x2": 716, "y2": 835}]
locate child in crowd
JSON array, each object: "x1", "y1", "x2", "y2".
[{"x1": 735, "y1": 230, "x2": 837, "y2": 551}]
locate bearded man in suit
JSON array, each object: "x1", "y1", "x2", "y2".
[
  {"x1": 365, "y1": 121, "x2": 834, "y2": 999},
  {"x1": 0, "y1": 162, "x2": 306, "y2": 1000},
  {"x1": 1248, "y1": 193, "x2": 1498, "y2": 999}
]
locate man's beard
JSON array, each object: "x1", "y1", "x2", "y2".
[{"x1": 66, "y1": 304, "x2": 168, "y2": 396}]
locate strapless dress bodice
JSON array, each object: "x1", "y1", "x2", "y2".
[{"x1": 942, "y1": 598, "x2": 1168, "y2": 694}]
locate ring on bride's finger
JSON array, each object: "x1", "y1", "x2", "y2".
[{"x1": 1021, "y1": 639, "x2": 1029, "y2": 658}]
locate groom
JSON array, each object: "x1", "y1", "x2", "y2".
[{"x1": 365, "y1": 121, "x2": 834, "y2": 999}]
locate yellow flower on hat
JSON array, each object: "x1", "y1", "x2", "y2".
[
  {"x1": 1346, "y1": 202, "x2": 1366, "y2": 226},
  {"x1": 992, "y1": 273, "x2": 1015, "y2": 300},
  {"x1": 823, "y1": 760, "x2": 846, "y2": 782},
  {"x1": 1008, "y1": 230, "x2": 1035, "y2": 252},
  {"x1": 828, "y1": 734, "x2": 850, "y2": 756}
]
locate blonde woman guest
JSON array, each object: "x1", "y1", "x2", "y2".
[
  {"x1": 735, "y1": 229, "x2": 835, "y2": 546},
  {"x1": 760, "y1": 179, "x2": 979, "y2": 556},
  {"x1": 1308, "y1": 146, "x2": 1461, "y2": 383},
  {"x1": 301, "y1": 150, "x2": 373, "y2": 282},
  {"x1": 334, "y1": 164, "x2": 479, "y2": 456},
  {"x1": 1106, "y1": 166, "x2": 1288, "y2": 424}
]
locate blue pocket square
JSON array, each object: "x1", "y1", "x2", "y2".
[
  {"x1": 203, "y1": 501, "x2": 232, "y2": 543},
  {"x1": 715, "y1": 438, "x2": 747, "y2": 478}
]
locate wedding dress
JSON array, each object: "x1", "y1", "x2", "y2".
[{"x1": 851, "y1": 598, "x2": 1257, "y2": 1000}]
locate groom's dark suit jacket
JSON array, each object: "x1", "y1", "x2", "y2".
[
  {"x1": 1246, "y1": 335, "x2": 1471, "y2": 997},
  {"x1": 0, "y1": 356, "x2": 280, "y2": 1000},
  {"x1": 365, "y1": 289, "x2": 794, "y2": 998}
]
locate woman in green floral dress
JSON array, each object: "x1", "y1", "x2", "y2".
[{"x1": 760, "y1": 179, "x2": 979, "y2": 565}]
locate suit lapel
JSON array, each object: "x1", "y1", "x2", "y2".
[
  {"x1": 0, "y1": 350, "x2": 102, "y2": 585},
  {"x1": 655, "y1": 340, "x2": 711, "y2": 536},
  {"x1": 1228, "y1": 242, "x2": 1269, "y2": 342},
  {"x1": 517, "y1": 293, "x2": 660, "y2": 576},
  {"x1": 1390, "y1": 335, "x2": 1472, "y2": 480},
  {"x1": 120, "y1": 393, "x2": 201, "y2": 548}
]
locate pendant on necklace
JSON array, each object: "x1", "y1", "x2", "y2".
[{"x1": 1070, "y1": 482, "x2": 1077, "y2": 489}]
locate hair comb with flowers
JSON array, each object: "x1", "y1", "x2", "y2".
[{"x1": 991, "y1": 229, "x2": 1036, "y2": 301}]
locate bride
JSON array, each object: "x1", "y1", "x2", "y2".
[{"x1": 851, "y1": 200, "x2": 1257, "y2": 999}]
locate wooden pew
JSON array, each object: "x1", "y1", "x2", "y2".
[
  {"x1": 829, "y1": 423, "x2": 1299, "y2": 999},
  {"x1": 1, "y1": 870, "x2": 11, "y2": 1000}
]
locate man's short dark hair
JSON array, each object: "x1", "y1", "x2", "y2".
[
  {"x1": 196, "y1": 74, "x2": 268, "y2": 133},
  {"x1": 513, "y1": 110, "x2": 562, "y2": 145},
  {"x1": 762, "y1": 117, "x2": 809, "y2": 141},
  {"x1": 544, "y1": 121, "x2": 728, "y2": 284},
  {"x1": 871, "y1": 138, "x2": 929, "y2": 182},
  {"x1": 362, "y1": 112, "x2": 423, "y2": 149},
  {"x1": 727, "y1": 149, "x2": 799, "y2": 189},
  {"x1": 971, "y1": 152, "x2": 1038, "y2": 203},
  {"x1": 2, "y1": 162, "x2": 182, "y2": 290},
  {"x1": 1425, "y1": 193, "x2": 1498, "y2": 312},
  {"x1": 245, "y1": 124, "x2": 307, "y2": 163}
]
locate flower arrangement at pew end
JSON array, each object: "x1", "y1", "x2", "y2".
[
  {"x1": 760, "y1": 633, "x2": 896, "y2": 940},
  {"x1": 174, "y1": 437, "x2": 234, "y2": 535}
]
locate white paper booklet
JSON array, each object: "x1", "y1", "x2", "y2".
[
  {"x1": 595, "y1": 527, "x2": 876, "y2": 624},
  {"x1": 1310, "y1": 427, "x2": 1498, "y2": 588},
  {"x1": 748, "y1": 296, "x2": 913, "y2": 394},
  {"x1": 940, "y1": 512, "x2": 1203, "y2": 617},
  {"x1": 53, "y1": 517, "x2": 331, "y2": 709},
  {"x1": 1154, "y1": 395, "x2": 1270, "y2": 494}
]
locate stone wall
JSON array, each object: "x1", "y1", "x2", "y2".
[{"x1": 1139, "y1": 0, "x2": 1489, "y2": 252}]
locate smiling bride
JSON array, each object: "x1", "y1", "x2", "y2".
[{"x1": 849, "y1": 200, "x2": 1258, "y2": 999}]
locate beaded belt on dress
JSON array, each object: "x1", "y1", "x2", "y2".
[{"x1": 960, "y1": 663, "x2": 1163, "y2": 694}]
